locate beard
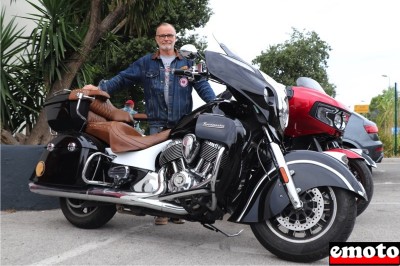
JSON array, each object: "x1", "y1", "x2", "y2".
[{"x1": 159, "y1": 43, "x2": 174, "y2": 51}]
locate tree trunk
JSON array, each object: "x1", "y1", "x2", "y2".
[
  {"x1": 25, "y1": 1, "x2": 127, "y2": 144},
  {"x1": 1, "y1": 129, "x2": 20, "y2": 144}
]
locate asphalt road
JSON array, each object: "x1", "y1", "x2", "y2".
[{"x1": 1, "y1": 158, "x2": 399, "y2": 266}]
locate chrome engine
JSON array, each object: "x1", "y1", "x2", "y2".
[
  {"x1": 159, "y1": 135, "x2": 226, "y2": 193},
  {"x1": 81, "y1": 134, "x2": 226, "y2": 196}
]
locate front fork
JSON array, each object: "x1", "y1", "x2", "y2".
[{"x1": 263, "y1": 127, "x2": 303, "y2": 210}]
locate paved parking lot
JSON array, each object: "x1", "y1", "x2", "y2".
[{"x1": 1, "y1": 158, "x2": 399, "y2": 265}]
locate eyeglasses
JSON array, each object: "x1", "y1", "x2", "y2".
[{"x1": 156, "y1": 34, "x2": 176, "y2": 39}]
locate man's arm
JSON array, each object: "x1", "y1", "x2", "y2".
[
  {"x1": 193, "y1": 79, "x2": 216, "y2": 103},
  {"x1": 83, "y1": 57, "x2": 144, "y2": 93}
]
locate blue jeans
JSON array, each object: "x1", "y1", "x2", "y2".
[{"x1": 149, "y1": 126, "x2": 165, "y2": 135}]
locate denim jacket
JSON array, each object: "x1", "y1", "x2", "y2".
[{"x1": 99, "y1": 49, "x2": 216, "y2": 128}]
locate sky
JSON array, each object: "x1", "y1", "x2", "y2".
[
  {"x1": 192, "y1": 0, "x2": 400, "y2": 109},
  {"x1": 4, "y1": 1, "x2": 399, "y2": 110}
]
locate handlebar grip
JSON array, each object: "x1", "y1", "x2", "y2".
[{"x1": 172, "y1": 69, "x2": 193, "y2": 77}]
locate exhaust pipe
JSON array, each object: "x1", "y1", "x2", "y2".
[{"x1": 29, "y1": 182, "x2": 188, "y2": 215}]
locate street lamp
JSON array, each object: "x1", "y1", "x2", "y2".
[
  {"x1": 382, "y1": 74, "x2": 391, "y2": 89},
  {"x1": 382, "y1": 74, "x2": 398, "y2": 156},
  {"x1": 395, "y1": 82, "x2": 398, "y2": 156}
]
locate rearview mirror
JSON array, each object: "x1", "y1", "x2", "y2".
[{"x1": 179, "y1": 44, "x2": 198, "y2": 60}]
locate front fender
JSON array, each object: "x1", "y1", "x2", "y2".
[
  {"x1": 328, "y1": 147, "x2": 363, "y2": 159},
  {"x1": 352, "y1": 149, "x2": 377, "y2": 168},
  {"x1": 232, "y1": 150, "x2": 367, "y2": 223},
  {"x1": 328, "y1": 147, "x2": 376, "y2": 168}
]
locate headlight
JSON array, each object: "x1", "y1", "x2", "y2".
[
  {"x1": 313, "y1": 103, "x2": 350, "y2": 130},
  {"x1": 279, "y1": 96, "x2": 289, "y2": 129}
]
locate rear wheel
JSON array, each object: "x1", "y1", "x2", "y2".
[
  {"x1": 60, "y1": 198, "x2": 116, "y2": 229},
  {"x1": 251, "y1": 187, "x2": 356, "y2": 263},
  {"x1": 348, "y1": 159, "x2": 374, "y2": 216}
]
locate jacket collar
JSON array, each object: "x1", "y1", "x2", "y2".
[{"x1": 152, "y1": 48, "x2": 183, "y2": 60}]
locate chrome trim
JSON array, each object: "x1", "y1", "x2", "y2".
[
  {"x1": 75, "y1": 92, "x2": 87, "y2": 124},
  {"x1": 29, "y1": 182, "x2": 188, "y2": 215},
  {"x1": 158, "y1": 189, "x2": 210, "y2": 201},
  {"x1": 81, "y1": 152, "x2": 115, "y2": 186},
  {"x1": 262, "y1": 126, "x2": 302, "y2": 210},
  {"x1": 207, "y1": 146, "x2": 225, "y2": 211}
]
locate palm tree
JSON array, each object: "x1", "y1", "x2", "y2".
[
  {"x1": 1, "y1": 7, "x2": 41, "y2": 136},
  {"x1": 24, "y1": 0, "x2": 165, "y2": 144}
]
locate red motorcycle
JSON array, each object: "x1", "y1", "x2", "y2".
[{"x1": 284, "y1": 77, "x2": 373, "y2": 216}]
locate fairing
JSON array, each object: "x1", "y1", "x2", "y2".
[
  {"x1": 204, "y1": 49, "x2": 288, "y2": 136},
  {"x1": 285, "y1": 86, "x2": 350, "y2": 136}
]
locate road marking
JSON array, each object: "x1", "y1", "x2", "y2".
[
  {"x1": 28, "y1": 235, "x2": 123, "y2": 265},
  {"x1": 370, "y1": 202, "x2": 400, "y2": 205}
]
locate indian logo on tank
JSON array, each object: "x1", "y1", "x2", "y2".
[{"x1": 202, "y1": 122, "x2": 225, "y2": 129}]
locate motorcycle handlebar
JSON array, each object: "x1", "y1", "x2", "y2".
[
  {"x1": 172, "y1": 69, "x2": 194, "y2": 77},
  {"x1": 172, "y1": 69, "x2": 206, "y2": 82}
]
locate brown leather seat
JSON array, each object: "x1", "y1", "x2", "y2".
[
  {"x1": 86, "y1": 122, "x2": 171, "y2": 153},
  {"x1": 69, "y1": 89, "x2": 170, "y2": 153}
]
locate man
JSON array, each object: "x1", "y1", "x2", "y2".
[{"x1": 83, "y1": 22, "x2": 216, "y2": 224}]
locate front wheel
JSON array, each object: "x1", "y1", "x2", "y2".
[
  {"x1": 348, "y1": 159, "x2": 374, "y2": 216},
  {"x1": 60, "y1": 198, "x2": 116, "y2": 229},
  {"x1": 251, "y1": 187, "x2": 356, "y2": 263}
]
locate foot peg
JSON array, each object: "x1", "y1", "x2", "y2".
[{"x1": 202, "y1": 223, "x2": 243, "y2": 237}]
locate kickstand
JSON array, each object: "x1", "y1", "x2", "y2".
[{"x1": 202, "y1": 223, "x2": 244, "y2": 237}]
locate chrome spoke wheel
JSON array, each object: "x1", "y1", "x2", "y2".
[{"x1": 267, "y1": 187, "x2": 337, "y2": 243}]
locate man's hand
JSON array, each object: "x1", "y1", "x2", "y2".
[{"x1": 82, "y1": 84, "x2": 99, "y2": 90}]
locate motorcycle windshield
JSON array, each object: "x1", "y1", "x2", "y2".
[
  {"x1": 296, "y1": 77, "x2": 326, "y2": 94},
  {"x1": 205, "y1": 49, "x2": 272, "y2": 96},
  {"x1": 204, "y1": 44, "x2": 288, "y2": 136}
]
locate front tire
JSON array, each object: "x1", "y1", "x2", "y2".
[
  {"x1": 348, "y1": 159, "x2": 374, "y2": 216},
  {"x1": 251, "y1": 187, "x2": 356, "y2": 263},
  {"x1": 60, "y1": 198, "x2": 116, "y2": 229}
]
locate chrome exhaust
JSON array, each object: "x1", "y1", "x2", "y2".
[{"x1": 29, "y1": 182, "x2": 188, "y2": 215}]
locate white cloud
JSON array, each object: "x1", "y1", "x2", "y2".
[{"x1": 192, "y1": 0, "x2": 400, "y2": 109}]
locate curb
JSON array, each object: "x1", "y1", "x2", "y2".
[{"x1": 1, "y1": 145, "x2": 59, "y2": 210}]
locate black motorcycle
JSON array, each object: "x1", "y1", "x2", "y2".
[{"x1": 30, "y1": 43, "x2": 366, "y2": 263}]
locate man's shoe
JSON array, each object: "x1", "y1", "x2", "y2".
[
  {"x1": 154, "y1": 216, "x2": 168, "y2": 225},
  {"x1": 170, "y1": 218, "x2": 185, "y2": 224}
]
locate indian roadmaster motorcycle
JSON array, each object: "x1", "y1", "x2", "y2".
[
  {"x1": 30, "y1": 43, "x2": 366, "y2": 263},
  {"x1": 284, "y1": 77, "x2": 374, "y2": 216}
]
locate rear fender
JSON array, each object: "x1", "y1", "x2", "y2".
[{"x1": 232, "y1": 150, "x2": 367, "y2": 223}]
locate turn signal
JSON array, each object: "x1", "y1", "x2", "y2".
[{"x1": 35, "y1": 161, "x2": 45, "y2": 177}]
